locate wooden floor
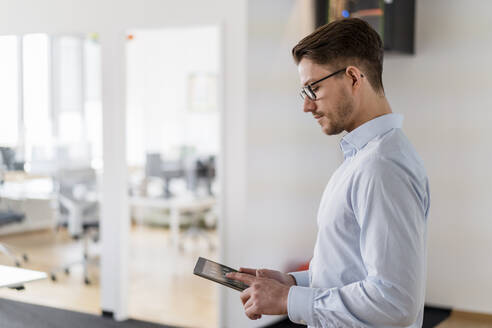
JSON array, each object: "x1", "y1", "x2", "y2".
[
  {"x1": 1, "y1": 227, "x2": 492, "y2": 328},
  {"x1": 436, "y1": 311, "x2": 492, "y2": 328},
  {"x1": 0, "y1": 226, "x2": 218, "y2": 328}
]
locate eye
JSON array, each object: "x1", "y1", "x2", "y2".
[{"x1": 311, "y1": 86, "x2": 319, "y2": 92}]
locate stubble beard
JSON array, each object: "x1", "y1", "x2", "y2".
[{"x1": 322, "y1": 93, "x2": 354, "y2": 136}]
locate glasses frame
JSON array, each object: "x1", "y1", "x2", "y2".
[{"x1": 300, "y1": 67, "x2": 349, "y2": 101}]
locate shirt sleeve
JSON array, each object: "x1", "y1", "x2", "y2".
[
  {"x1": 287, "y1": 156, "x2": 429, "y2": 327},
  {"x1": 288, "y1": 270, "x2": 310, "y2": 287}
]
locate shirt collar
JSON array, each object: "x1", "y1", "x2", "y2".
[{"x1": 340, "y1": 113, "x2": 403, "y2": 158}]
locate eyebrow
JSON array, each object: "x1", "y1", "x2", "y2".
[{"x1": 302, "y1": 79, "x2": 316, "y2": 87}]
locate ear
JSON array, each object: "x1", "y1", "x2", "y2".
[{"x1": 346, "y1": 66, "x2": 364, "y2": 89}]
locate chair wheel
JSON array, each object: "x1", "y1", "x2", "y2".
[
  {"x1": 64, "y1": 268, "x2": 70, "y2": 275},
  {"x1": 15, "y1": 261, "x2": 21, "y2": 267},
  {"x1": 84, "y1": 278, "x2": 91, "y2": 285},
  {"x1": 50, "y1": 274, "x2": 57, "y2": 282},
  {"x1": 22, "y1": 254, "x2": 29, "y2": 262}
]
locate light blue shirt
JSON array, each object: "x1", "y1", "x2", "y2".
[{"x1": 288, "y1": 113, "x2": 430, "y2": 328}]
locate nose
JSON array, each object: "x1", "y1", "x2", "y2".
[{"x1": 303, "y1": 96, "x2": 316, "y2": 113}]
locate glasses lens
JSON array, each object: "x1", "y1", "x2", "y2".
[
  {"x1": 307, "y1": 87, "x2": 316, "y2": 100},
  {"x1": 300, "y1": 90, "x2": 307, "y2": 100},
  {"x1": 300, "y1": 87, "x2": 315, "y2": 100}
]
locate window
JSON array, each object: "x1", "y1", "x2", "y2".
[
  {"x1": 23, "y1": 34, "x2": 52, "y2": 162},
  {"x1": 84, "y1": 37, "x2": 103, "y2": 168},
  {"x1": 0, "y1": 33, "x2": 102, "y2": 170},
  {"x1": 0, "y1": 36, "x2": 19, "y2": 147}
]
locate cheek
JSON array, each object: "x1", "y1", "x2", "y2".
[{"x1": 320, "y1": 103, "x2": 335, "y2": 117}]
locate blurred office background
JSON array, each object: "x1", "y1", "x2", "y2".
[
  {"x1": 0, "y1": 0, "x2": 491, "y2": 328},
  {"x1": 0, "y1": 24, "x2": 221, "y2": 328}
]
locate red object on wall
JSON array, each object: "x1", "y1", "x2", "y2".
[{"x1": 295, "y1": 261, "x2": 310, "y2": 272}]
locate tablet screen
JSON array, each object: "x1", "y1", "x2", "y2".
[{"x1": 194, "y1": 257, "x2": 249, "y2": 291}]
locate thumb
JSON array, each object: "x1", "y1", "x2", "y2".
[{"x1": 256, "y1": 269, "x2": 264, "y2": 277}]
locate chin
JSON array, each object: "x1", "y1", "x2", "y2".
[{"x1": 322, "y1": 124, "x2": 343, "y2": 136}]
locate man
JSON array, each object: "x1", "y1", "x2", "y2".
[{"x1": 227, "y1": 18, "x2": 430, "y2": 327}]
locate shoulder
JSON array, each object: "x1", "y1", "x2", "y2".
[
  {"x1": 353, "y1": 154, "x2": 401, "y2": 188},
  {"x1": 357, "y1": 129, "x2": 427, "y2": 182}
]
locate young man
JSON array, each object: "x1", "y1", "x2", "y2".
[{"x1": 227, "y1": 18, "x2": 430, "y2": 327}]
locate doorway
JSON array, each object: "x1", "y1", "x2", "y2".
[{"x1": 125, "y1": 26, "x2": 221, "y2": 328}]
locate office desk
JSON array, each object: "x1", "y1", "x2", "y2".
[
  {"x1": 0, "y1": 178, "x2": 56, "y2": 235},
  {"x1": 0, "y1": 265, "x2": 47, "y2": 289},
  {"x1": 130, "y1": 196, "x2": 216, "y2": 247}
]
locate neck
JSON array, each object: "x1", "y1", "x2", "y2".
[{"x1": 346, "y1": 93, "x2": 392, "y2": 132}]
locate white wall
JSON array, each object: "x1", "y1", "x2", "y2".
[
  {"x1": 126, "y1": 27, "x2": 220, "y2": 165},
  {"x1": 222, "y1": 1, "x2": 341, "y2": 326},
  {"x1": 0, "y1": 0, "x2": 247, "y2": 324},
  {"x1": 383, "y1": 0, "x2": 492, "y2": 314},
  {"x1": 246, "y1": 0, "x2": 326, "y2": 269}
]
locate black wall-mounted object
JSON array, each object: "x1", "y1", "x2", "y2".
[
  {"x1": 315, "y1": 0, "x2": 416, "y2": 54},
  {"x1": 315, "y1": 0, "x2": 329, "y2": 29}
]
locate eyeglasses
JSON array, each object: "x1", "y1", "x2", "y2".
[{"x1": 300, "y1": 67, "x2": 348, "y2": 101}]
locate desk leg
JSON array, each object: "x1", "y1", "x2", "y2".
[{"x1": 170, "y1": 207, "x2": 180, "y2": 249}]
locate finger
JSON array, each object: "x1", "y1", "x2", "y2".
[
  {"x1": 246, "y1": 312, "x2": 257, "y2": 320},
  {"x1": 239, "y1": 267, "x2": 257, "y2": 275},
  {"x1": 256, "y1": 269, "x2": 264, "y2": 277},
  {"x1": 226, "y1": 272, "x2": 256, "y2": 285},
  {"x1": 240, "y1": 288, "x2": 251, "y2": 305},
  {"x1": 244, "y1": 296, "x2": 261, "y2": 320},
  {"x1": 244, "y1": 296, "x2": 254, "y2": 311},
  {"x1": 245, "y1": 304, "x2": 261, "y2": 320}
]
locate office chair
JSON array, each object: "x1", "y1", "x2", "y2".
[
  {"x1": 176, "y1": 154, "x2": 216, "y2": 251},
  {"x1": 0, "y1": 147, "x2": 24, "y2": 171},
  {"x1": 145, "y1": 153, "x2": 184, "y2": 198},
  {"x1": 178, "y1": 204, "x2": 217, "y2": 252},
  {"x1": 0, "y1": 154, "x2": 29, "y2": 267},
  {"x1": 50, "y1": 167, "x2": 99, "y2": 285},
  {"x1": 184, "y1": 155, "x2": 216, "y2": 196}
]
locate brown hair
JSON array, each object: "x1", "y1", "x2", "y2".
[{"x1": 292, "y1": 18, "x2": 384, "y2": 94}]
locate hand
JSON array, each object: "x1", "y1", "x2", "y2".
[
  {"x1": 226, "y1": 271, "x2": 291, "y2": 320},
  {"x1": 238, "y1": 267, "x2": 297, "y2": 287}
]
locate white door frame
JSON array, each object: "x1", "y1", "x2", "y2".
[{"x1": 100, "y1": 23, "x2": 225, "y2": 323}]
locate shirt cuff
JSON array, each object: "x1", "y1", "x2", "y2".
[
  {"x1": 288, "y1": 270, "x2": 310, "y2": 287},
  {"x1": 287, "y1": 285, "x2": 315, "y2": 326}
]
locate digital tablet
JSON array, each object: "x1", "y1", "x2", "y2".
[{"x1": 193, "y1": 257, "x2": 249, "y2": 292}]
